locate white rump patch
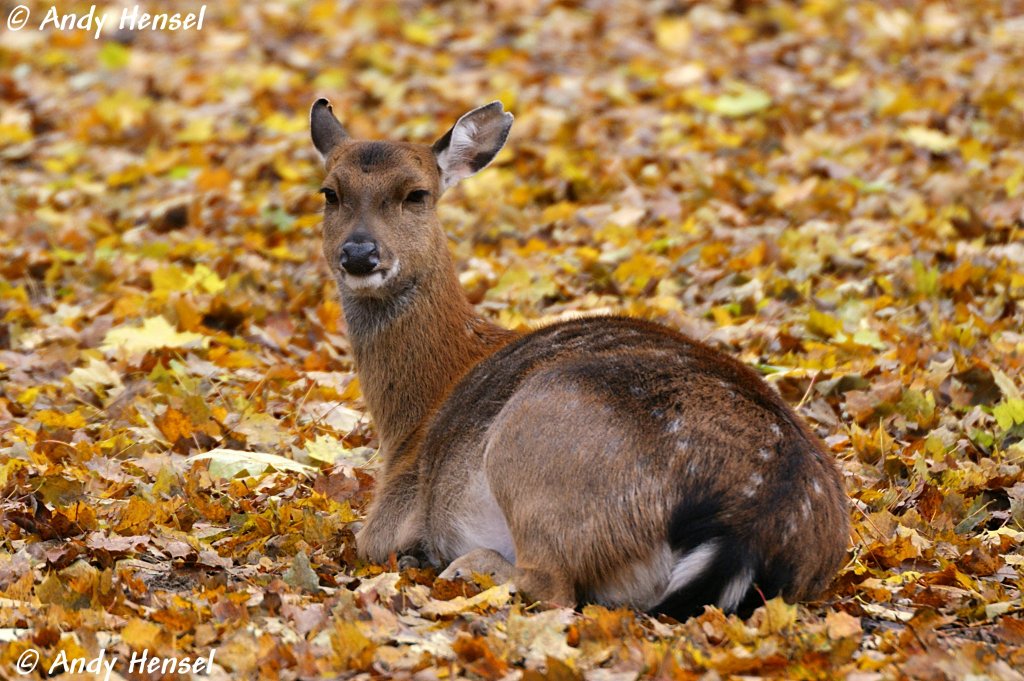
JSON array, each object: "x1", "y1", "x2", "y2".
[
  {"x1": 452, "y1": 470, "x2": 515, "y2": 564},
  {"x1": 663, "y1": 541, "x2": 719, "y2": 600},
  {"x1": 591, "y1": 547, "x2": 673, "y2": 610},
  {"x1": 719, "y1": 566, "x2": 755, "y2": 611},
  {"x1": 591, "y1": 541, "x2": 719, "y2": 612}
]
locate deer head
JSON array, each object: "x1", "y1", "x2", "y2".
[{"x1": 310, "y1": 99, "x2": 514, "y2": 301}]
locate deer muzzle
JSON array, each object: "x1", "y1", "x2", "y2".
[{"x1": 340, "y1": 240, "x2": 380, "y2": 276}]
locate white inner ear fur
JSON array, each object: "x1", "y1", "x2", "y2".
[
  {"x1": 447, "y1": 119, "x2": 480, "y2": 161},
  {"x1": 436, "y1": 106, "x2": 510, "y2": 192},
  {"x1": 436, "y1": 119, "x2": 481, "y2": 192}
]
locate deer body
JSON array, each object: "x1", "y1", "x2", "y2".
[{"x1": 311, "y1": 99, "x2": 849, "y2": 619}]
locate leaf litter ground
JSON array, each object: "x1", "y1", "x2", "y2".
[{"x1": 1, "y1": 0, "x2": 1024, "y2": 678}]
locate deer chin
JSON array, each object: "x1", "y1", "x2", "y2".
[{"x1": 341, "y1": 259, "x2": 401, "y2": 294}]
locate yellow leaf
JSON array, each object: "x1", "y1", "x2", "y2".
[
  {"x1": 613, "y1": 253, "x2": 666, "y2": 295},
  {"x1": 0, "y1": 122, "x2": 32, "y2": 145},
  {"x1": 401, "y1": 22, "x2": 438, "y2": 47},
  {"x1": 807, "y1": 309, "x2": 843, "y2": 338},
  {"x1": 1006, "y1": 166, "x2": 1024, "y2": 198},
  {"x1": 150, "y1": 265, "x2": 190, "y2": 296},
  {"x1": 420, "y1": 584, "x2": 513, "y2": 618},
  {"x1": 177, "y1": 117, "x2": 215, "y2": 143},
  {"x1": 264, "y1": 112, "x2": 307, "y2": 135},
  {"x1": 331, "y1": 620, "x2": 375, "y2": 670},
  {"x1": 756, "y1": 597, "x2": 797, "y2": 635},
  {"x1": 36, "y1": 409, "x2": 87, "y2": 429},
  {"x1": 121, "y1": 618, "x2": 163, "y2": 650},
  {"x1": 100, "y1": 316, "x2": 207, "y2": 356},
  {"x1": 655, "y1": 17, "x2": 692, "y2": 53},
  {"x1": 16, "y1": 387, "x2": 41, "y2": 407},
  {"x1": 901, "y1": 126, "x2": 957, "y2": 153},
  {"x1": 304, "y1": 434, "x2": 352, "y2": 464}
]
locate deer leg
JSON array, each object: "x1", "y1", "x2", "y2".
[
  {"x1": 439, "y1": 548, "x2": 515, "y2": 582},
  {"x1": 512, "y1": 563, "x2": 577, "y2": 609},
  {"x1": 355, "y1": 468, "x2": 423, "y2": 563}
]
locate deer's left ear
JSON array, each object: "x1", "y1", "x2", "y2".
[{"x1": 432, "y1": 101, "x2": 513, "y2": 193}]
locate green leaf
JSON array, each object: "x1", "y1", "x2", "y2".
[
  {"x1": 708, "y1": 87, "x2": 772, "y2": 117},
  {"x1": 993, "y1": 399, "x2": 1024, "y2": 431},
  {"x1": 99, "y1": 42, "x2": 131, "y2": 70}
]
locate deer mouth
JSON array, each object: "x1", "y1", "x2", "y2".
[{"x1": 342, "y1": 260, "x2": 400, "y2": 292}]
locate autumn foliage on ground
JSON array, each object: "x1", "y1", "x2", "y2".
[{"x1": 1, "y1": 0, "x2": 1024, "y2": 678}]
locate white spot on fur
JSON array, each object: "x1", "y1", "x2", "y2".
[
  {"x1": 745, "y1": 472, "x2": 763, "y2": 496},
  {"x1": 812, "y1": 480, "x2": 823, "y2": 496},
  {"x1": 343, "y1": 258, "x2": 401, "y2": 291},
  {"x1": 801, "y1": 497, "x2": 812, "y2": 518},
  {"x1": 719, "y1": 566, "x2": 754, "y2": 612},
  {"x1": 667, "y1": 419, "x2": 683, "y2": 434},
  {"x1": 757, "y1": 447, "x2": 773, "y2": 461},
  {"x1": 451, "y1": 470, "x2": 515, "y2": 564},
  {"x1": 770, "y1": 423, "x2": 782, "y2": 437}
]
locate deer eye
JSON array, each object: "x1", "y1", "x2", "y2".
[
  {"x1": 404, "y1": 189, "x2": 430, "y2": 205},
  {"x1": 320, "y1": 187, "x2": 339, "y2": 205}
]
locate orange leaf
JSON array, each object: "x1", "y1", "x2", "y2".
[{"x1": 155, "y1": 407, "x2": 193, "y2": 443}]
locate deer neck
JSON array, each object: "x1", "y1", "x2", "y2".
[{"x1": 341, "y1": 265, "x2": 516, "y2": 460}]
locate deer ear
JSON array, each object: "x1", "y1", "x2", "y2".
[
  {"x1": 311, "y1": 98, "x2": 348, "y2": 162},
  {"x1": 432, "y1": 101, "x2": 513, "y2": 193}
]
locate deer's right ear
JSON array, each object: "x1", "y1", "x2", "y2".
[
  {"x1": 310, "y1": 98, "x2": 348, "y2": 162},
  {"x1": 432, "y1": 101, "x2": 514, "y2": 193}
]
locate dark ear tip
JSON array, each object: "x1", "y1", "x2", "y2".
[
  {"x1": 486, "y1": 101, "x2": 513, "y2": 124},
  {"x1": 312, "y1": 97, "x2": 332, "y2": 112}
]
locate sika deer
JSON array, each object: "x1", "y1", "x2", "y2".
[{"x1": 310, "y1": 98, "x2": 849, "y2": 619}]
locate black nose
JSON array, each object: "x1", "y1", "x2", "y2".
[{"x1": 340, "y1": 240, "x2": 380, "y2": 275}]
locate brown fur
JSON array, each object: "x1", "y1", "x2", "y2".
[{"x1": 311, "y1": 99, "x2": 850, "y2": 618}]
